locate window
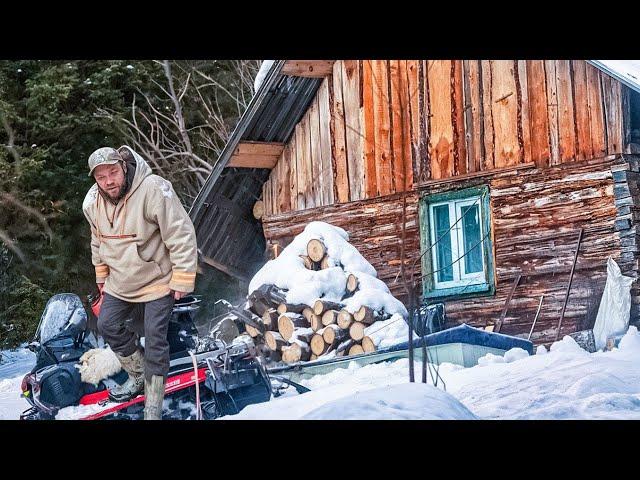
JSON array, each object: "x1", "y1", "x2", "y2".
[{"x1": 419, "y1": 186, "x2": 494, "y2": 299}]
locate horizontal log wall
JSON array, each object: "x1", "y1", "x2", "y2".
[
  {"x1": 261, "y1": 61, "x2": 625, "y2": 216},
  {"x1": 262, "y1": 191, "x2": 421, "y2": 301},
  {"x1": 263, "y1": 155, "x2": 640, "y2": 345}
]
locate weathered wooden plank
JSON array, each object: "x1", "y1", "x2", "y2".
[
  {"x1": 545, "y1": 60, "x2": 560, "y2": 165},
  {"x1": 362, "y1": 60, "x2": 377, "y2": 198},
  {"x1": 481, "y1": 60, "x2": 495, "y2": 171},
  {"x1": 419, "y1": 61, "x2": 431, "y2": 182},
  {"x1": 516, "y1": 60, "x2": 532, "y2": 164},
  {"x1": 555, "y1": 60, "x2": 576, "y2": 162},
  {"x1": 405, "y1": 60, "x2": 420, "y2": 187},
  {"x1": 526, "y1": 60, "x2": 550, "y2": 167},
  {"x1": 342, "y1": 59, "x2": 364, "y2": 201},
  {"x1": 282, "y1": 60, "x2": 335, "y2": 77},
  {"x1": 279, "y1": 144, "x2": 291, "y2": 213},
  {"x1": 317, "y1": 78, "x2": 334, "y2": 205},
  {"x1": 400, "y1": 60, "x2": 414, "y2": 191},
  {"x1": 289, "y1": 130, "x2": 298, "y2": 212},
  {"x1": 571, "y1": 60, "x2": 593, "y2": 161},
  {"x1": 452, "y1": 60, "x2": 467, "y2": 176},
  {"x1": 372, "y1": 60, "x2": 393, "y2": 195},
  {"x1": 427, "y1": 60, "x2": 455, "y2": 179},
  {"x1": 294, "y1": 122, "x2": 306, "y2": 210},
  {"x1": 490, "y1": 60, "x2": 520, "y2": 168},
  {"x1": 309, "y1": 95, "x2": 322, "y2": 207},
  {"x1": 463, "y1": 60, "x2": 483, "y2": 173},
  {"x1": 227, "y1": 154, "x2": 279, "y2": 169},
  {"x1": 586, "y1": 63, "x2": 607, "y2": 157},
  {"x1": 603, "y1": 74, "x2": 623, "y2": 154},
  {"x1": 234, "y1": 141, "x2": 285, "y2": 157},
  {"x1": 302, "y1": 112, "x2": 315, "y2": 209},
  {"x1": 390, "y1": 60, "x2": 406, "y2": 191},
  {"x1": 331, "y1": 60, "x2": 350, "y2": 203}
]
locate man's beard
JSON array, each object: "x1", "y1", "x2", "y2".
[{"x1": 101, "y1": 183, "x2": 128, "y2": 204}]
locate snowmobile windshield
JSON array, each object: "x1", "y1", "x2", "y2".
[{"x1": 35, "y1": 294, "x2": 87, "y2": 344}]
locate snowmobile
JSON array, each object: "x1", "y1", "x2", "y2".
[{"x1": 19, "y1": 292, "x2": 306, "y2": 420}]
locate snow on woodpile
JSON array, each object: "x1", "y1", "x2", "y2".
[{"x1": 245, "y1": 221, "x2": 410, "y2": 364}]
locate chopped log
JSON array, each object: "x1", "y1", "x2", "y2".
[
  {"x1": 282, "y1": 341, "x2": 311, "y2": 363},
  {"x1": 310, "y1": 333, "x2": 331, "y2": 356},
  {"x1": 277, "y1": 313, "x2": 309, "y2": 341},
  {"x1": 302, "y1": 307, "x2": 315, "y2": 321},
  {"x1": 262, "y1": 309, "x2": 279, "y2": 330},
  {"x1": 320, "y1": 255, "x2": 331, "y2": 269},
  {"x1": 323, "y1": 324, "x2": 349, "y2": 346},
  {"x1": 310, "y1": 313, "x2": 324, "y2": 332},
  {"x1": 299, "y1": 255, "x2": 316, "y2": 270},
  {"x1": 349, "y1": 321, "x2": 366, "y2": 341},
  {"x1": 346, "y1": 273, "x2": 359, "y2": 293},
  {"x1": 313, "y1": 299, "x2": 343, "y2": 316},
  {"x1": 277, "y1": 302, "x2": 308, "y2": 315},
  {"x1": 290, "y1": 327, "x2": 315, "y2": 344},
  {"x1": 307, "y1": 239, "x2": 326, "y2": 262},
  {"x1": 321, "y1": 309, "x2": 339, "y2": 326},
  {"x1": 361, "y1": 336, "x2": 376, "y2": 353},
  {"x1": 337, "y1": 309, "x2": 354, "y2": 329},
  {"x1": 265, "y1": 331, "x2": 287, "y2": 351},
  {"x1": 245, "y1": 324, "x2": 262, "y2": 338},
  {"x1": 353, "y1": 306, "x2": 376, "y2": 325},
  {"x1": 349, "y1": 344, "x2": 365, "y2": 356},
  {"x1": 310, "y1": 354, "x2": 318, "y2": 361},
  {"x1": 252, "y1": 200, "x2": 264, "y2": 220}
]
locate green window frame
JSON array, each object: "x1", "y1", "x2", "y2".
[{"x1": 418, "y1": 185, "x2": 495, "y2": 300}]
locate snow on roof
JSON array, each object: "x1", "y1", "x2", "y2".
[
  {"x1": 590, "y1": 60, "x2": 640, "y2": 94},
  {"x1": 254, "y1": 60, "x2": 275, "y2": 92}
]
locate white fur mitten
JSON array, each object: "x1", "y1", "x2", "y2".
[{"x1": 76, "y1": 347, "x2": 122, "y2": 386}]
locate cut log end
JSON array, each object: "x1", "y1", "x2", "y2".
[
  {"x1": 361, "y1": 336, "x2": 376, "y2": 353},
  {"x1": 252, "y1": 200, "x2": 264, "y2": 220},
  {"x1": 310, "y1": 313, "x2": 324, "y2": 332},
  {"x1": 321, "y1": 309, "x2": 339, "y2": 326},
  {"x1": 348, "y1": 344, "x2": 365, "y2": 356},
  {"x1": 346, "y1": 274, "x2": 359, "y2": 293},
  {"x1": 320, "y1": 255, "x2": 331, "y2": 269},
  {"x1": 310, "y1": 334, "x2": 329, "y2": 356},
  {"x1": 353, "y1": 305, "x2": 376, "y2": 324},
  {"x1": 337, "y1": 309, "x2": 354, "y2": 330},
  {"x1": 277, "y1": 314, "x2": 308, "y2": 342},
  {"x1": 349, "y1": 321, "x2": 365, "y2": 341},
  {"x1": 307, "y1": 239, "x2": 326, "y2": 262},
  {"x1": 265, "y1": 331, "x2": 286, "y2": 351}
]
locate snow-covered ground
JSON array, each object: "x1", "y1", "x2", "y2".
[{"x1": 3, "y1": 326, "x2": 640, "y2": 420}]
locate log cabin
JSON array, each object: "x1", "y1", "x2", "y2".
[{"x1": 189, "y1": 60, "x2": 640, "y2": 345}]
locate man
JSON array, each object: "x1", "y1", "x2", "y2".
[{"x1": 82, "y1": 146, "x2": 198, "y2": 420}]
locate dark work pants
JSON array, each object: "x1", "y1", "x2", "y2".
[{"x1": 97, "y1": 292, "x2": 175, "y2": 381}]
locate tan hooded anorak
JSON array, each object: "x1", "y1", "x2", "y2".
[{"x1": 82, "y1": 146, "x2": 197, "y2": 303}]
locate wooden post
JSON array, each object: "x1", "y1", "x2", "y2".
[
  {"x1": 495, "y1": 274, "x2": 522, "y2": 333},
  {"x1": 555, "y1": 228, "x2": 584, "y2": 341},
  {"x1": 528, "y1": 295, "x2": 544, "y2": 341}
]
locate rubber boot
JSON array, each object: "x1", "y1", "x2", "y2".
[
  {"x1": 108, "y1": 349, "x2": 145, "y2": 402},
  {"x1": 144, "y1": 375, "x2": 165, "y2": 420}
]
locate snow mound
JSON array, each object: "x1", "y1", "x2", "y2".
[
  {"x1": 503, "y1": 347, "x2": 530, "y2": 363},
  {"x1": 618, "y1": 325, "x2": 640, "y2": 353},
  {"x1": 302, "y1": 383, "x2": 477, "y2": 420},
  {"x1": 550, "y1": 335, "x2": 589, "y2": 356}
]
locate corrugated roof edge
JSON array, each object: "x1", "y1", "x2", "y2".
[
  {"x1": 189, "y1": 60, "x2": 286, "y2": 221},
  {"x1": 588, "y1": 60, "x2": 640, "y2": 95}
]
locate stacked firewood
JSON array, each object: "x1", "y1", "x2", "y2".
[{"x1": 245, "y1": 239, "x2": 392, "y2": 364}]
